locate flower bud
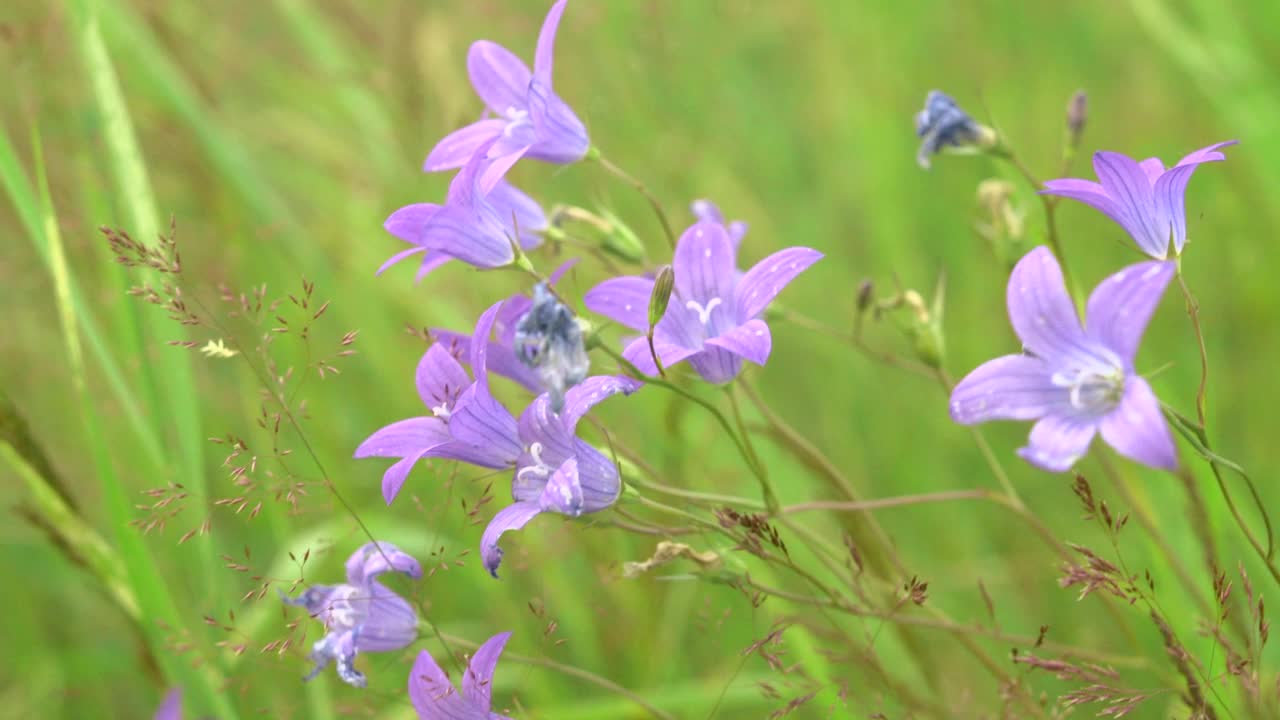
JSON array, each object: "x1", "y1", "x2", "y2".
[
  {"x1": 648, "y1": 265, "x2": 675, "y2": 329},
  {"x1": 597, "y1": 207, "x2": 647, "y2": 264},
  {"x1": 855, "y1": 279, "x2": 874, "y2": 313},
  {"x1": 514, "y1": 283, "x2": 590, "y2": 413},
  {"x1": 1066, "y1": 90, "x2": 1087, "y2": 139},
  {"x1": 914, "y1": 90, "x2": 999, "y2": 169}
]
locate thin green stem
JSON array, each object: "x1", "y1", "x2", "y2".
[
  {"x1": 591, "y1": 150, "x2": 676, "y2": 250},
  {"x1": 725, "y1": 384, "x2": 778, "y2": 511},
  {"x1": 1175, "y1": 267, "x2": 1210, "y2": 430}
]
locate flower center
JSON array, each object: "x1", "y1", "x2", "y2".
[
  {"x1": 1052, "y1": 364, "x2": 1125, "y2": 416},
  {"x1": 516, "y1": 441, "x2": 553, "y2": 484},
  {"x1": 686, "y1": 297, "x2": 722, "y2": 328}
]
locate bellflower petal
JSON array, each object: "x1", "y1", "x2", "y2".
[
  {"x1": 487, "y1": 179, "x2": 549, "y2": 243},
  {"x1": 409, "y1": 651, "x2": 491, "y2": 720},
  {"x1": 1099, "y1": 377, "x2": 1177, "y2": 470},
  {"x1": 1093, "y1": 151, "x2": 1166, "y2": 257},
  {"x1": 686, "y1": 347, "x2": 745, "y2": 385},
  {"x1": 673, "y1": 221, "x2": 736, "y2": 309},
  {"x1": 463, "y1": 632, "x2": 513, "y2": 710},
  {"x1": 558, "y1": 375, "x2": 643, "y2": 431},
  {"x1": 424, "y1": 119, "x2": 506, "y2": 173},
  {"x1": 621, "y1": 336, "x2": 701, "y2": 376},
  {"x1": 467, "y1": 41, "x2": 533, "y2": 116},
  {"x1": 154, "y1": 689, "x2": 182, "y2": 720},
  {"x1": 705, "y1": 318, "x2": 772, "y2": 366},
  {"x1": 735, "y1": 246, "x2": 823, "y2": 321},
  {"x1": 539, "y1": 458, "x2": 585, "y2": 516},
  {"x1": 431, "y1": 330, "x2": 545, "y2": 394},
  {"x1": 354, "y1": 417, "x2": 452, "y2": 459},
  {"x1": 481, "y1": 501, "x2": 542, "y2": 577},
  {"x1": 1085, "y1": 260, "x2": 1175, "y2": 366},
  {"x1": 949, "y1": 354, "x2": 1064, "y2": 423},
  {"x1": 377, "y1": 246, "x2": 428, "y2": 276},
  {"x1": 1017, "y1": 415, "x2": 1098, "y2": 472},
  {"x1": 417, "y1": 344, "x2": 472, "y2": 417},
  {"x1": 534, "y1": 0, "x2": 567, "y2": 87},
  {"x1": 526, "y1": 80, "x2": 589, "y2": 163},
  {"x1": 1138, "y1": 158, "x2": 1165, "y2": 183},
  {"x1": 1006, "y1": 247, "x2": 1089, "y2": 360},
  {"x1": 583, "y1": 276, "x2": 655, "y2": 332},
  {"x1": 691, "y1": 199, "x2": 748, "y2": 249}
]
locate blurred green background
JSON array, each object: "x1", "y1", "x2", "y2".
[{"x1": 4, "y1": 0, "x2": 1280, "y2": 717}]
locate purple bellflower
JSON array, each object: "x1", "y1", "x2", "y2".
[
  {"x1": 409, "y1": 632, "x2": 514, "y2": 720},
  {"x1": 381, "y1": 141, "x2": 549, "y2": 277},
  {"x1": 357, "y1": 302, "x2": 638, "y2": 575},
  {"x1": 282, "y1": 542, "x2": 422, "y2": 688},
  {"x1": 513, "y1": 282, "x2": 590, "y2": 413},
  {"x1": 1041, "y1": 140, "x2": 1238, "y2": 260},
  {"x1": 915, "y1": 90, "x2": 997, "y2": 169},
  {"x1": 584, "y1": 220, "x2": 822, "y2": 384},
  {"x1": 154, "y1": 689, "x2": 182, "y2": 720},
  {"x1": 691, "y1": 198, "x2": 748, "y2": 250},
  {"x1": 950, "y1": 246, "x2": 1178, "y2": 472},
  {"x1": 424, "y1": 0, "x2": 588, "y2": 186}
]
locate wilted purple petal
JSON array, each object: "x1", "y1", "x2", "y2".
[
  {"x1": 534, "y1": 0, "x2": 567, "y2": 88},
  {"x1": 424, "y1": 119, "x2": 505, "y2": 173},
  {"x1": 584, "y1": 276, "x2": 655, "y2": 332},
  {"x1": 467, "y1": 41, "x2": 533, "y2": 116},
  {"x1": 705, "y1": 318, "x2": 772, "y2": 365},
  {"x1": 1085, "y1": 260, "x2": 1175, "y2": 366},
  {"x1": 1006, "y1": 247, "x2": 1089, "y2": 360},
  {"x1": 1099, "y1": 377, "x2": 1177, "y2": 470},
  {"x1": 1017, "y1": 415, "x2": 1097, "y2": 472},
  {"x1": 463, "y1": 631, "x2": 513, "y2": 711},
  {"x1": 949, "y1": 354, "x2": 1064, "y2": 423},
  {"x1": 735, "y1": 246, "x2": 823, "y2": 321},
  {"x1": 481, "y1": 501, "x2": 542, "y2": 577},
  {"x1": 346, "y1": 541, "x2": 423, "y2": 586}
]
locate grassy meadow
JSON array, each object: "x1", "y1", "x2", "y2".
[{"x1": 4, "y1": 0, "x2": 1280, "y2": 717}]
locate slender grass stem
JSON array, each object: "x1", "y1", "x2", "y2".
[{"x1": 591, "y1": 151, "x2": 676, "y2": 250}]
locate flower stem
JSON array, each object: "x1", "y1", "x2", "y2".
[
  {"x1": 590, "y1": 150, "x2": 677, "y2": 250},
  {"x1": 725, "y1": 383, "x2": 779, "y2": 512},
  {"x1": 1175, "y1": 265, "x2": 1209, "y2": 428},
  {"x1": 999, "y1": 148, "x2": 1080, "y2": 305}
]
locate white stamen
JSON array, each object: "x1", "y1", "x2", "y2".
[{"x1": 431, "y1": 402, "x2": 452, "y2": 420}]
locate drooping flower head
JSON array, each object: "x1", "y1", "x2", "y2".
[
  {"x1": 381, "y1": 142, "x2": 549, "y2": 277},
  {"x1": 424, "y1": 0, "x2": 588, "y2": 180},
  {"x1": 914, "y1": 90, "x2": 997, "y2": 169},
  {"x1": 1041, "y1": 140, "x2": 1238, "y2": 260},
  {"x1": 356, "y1": 302, "x2": 638, "y2": 575},
  {"x1": 513, "y1": 283, "x2": 589, "y2": 413},
  {"x1": 691, "y1": 198, "x2": 748, "y2": 250},
  {"x1": 949, "y1": 246, "x2": 1178, "y2": 472},
  {"x1": 282, "y1": 542, "x2": 422, "y2": 688},
  {"x1": 585, "y1": 220, "x2": 822, "y2": 384},
  {"x1": 410, "y1": 632, "x2": 513, "y2": 719},
  {"x1": 154, "y1": 688, "x2": 182, "y2": 720}
]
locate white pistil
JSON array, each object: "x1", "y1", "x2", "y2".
[
  {"x1": 430, "y1": 402, "x2": 451, "y2": 420},
  {"x1": 516, "y1": 442, "x2": 552, "y2": 483},
  {"x1": 686, "y1": 297, "x2": 722, "y2": 327}
]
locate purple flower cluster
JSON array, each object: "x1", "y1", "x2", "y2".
[{"x1": 942, "y1": 115, "x2": 1238, "y2": 472}]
